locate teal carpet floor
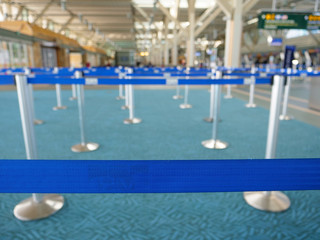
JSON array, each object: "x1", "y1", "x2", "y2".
[{"x1": 0, "y1": 88, "x2": 319, "y2": 239}]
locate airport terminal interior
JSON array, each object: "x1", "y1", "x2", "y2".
[{"x1": 0, "y1": 0, "x2": 319, "y2": 239}]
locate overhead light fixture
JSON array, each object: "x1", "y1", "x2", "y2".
[{"x1": 247, "y1": 18, "x2": 258, "y2": 25}]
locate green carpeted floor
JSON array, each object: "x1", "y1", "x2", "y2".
[{"x1": 0, "y1": 88, "x2": 319, "y2": 239}]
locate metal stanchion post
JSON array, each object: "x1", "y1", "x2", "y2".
[
  {"x1": 202, "y1": 71, "x2": 228, "y2": 149},
  {"x1": 121, "y1": 84, "x2": 129, "y2": 110},
  {"x1": 53, "y1": 83, "x2": 67, "y2": 110},
  {"x1": 24, "y1": 69, "x2": 44, "y2": 125},
  {"x1": 69, "y1": 84, "x2": 77, "y2": 100},
  {"x1": 71, "y1": 71, "x2": 99, "y2": 152},
  {"x1": 280, "y1": 68, "x2": 293, "y2": 120},
  {"x1": 244, "y1": 75, "x2": 290, "y2": 212},
  {"x1": 53, "y1": 67, "x2": 67, "y2": 110},
  {"x1": 224, "y1": 70, "x2": 233, "y2": 99},
  {"x1": 246, "y1": 66, "x2": 257, "y2": 108},
  {"x1": 173, "y1": 85, "x2": 183, "y2": 99},
  {"x1": 28, "y1": 84, "x2": 44, "y2": 125},
  {"x1": 14, "y1": 74, "x2": 64, "y2": 221},
  {"x1": 179, "y1": 84, "x2": 192, "y2": 109},
  {"x1": 173, "y1": 66, "x2": 183, "y2": 99},
  {"x1": 116, "y1": 85, "x2": 125, "y2": 100},
  {"x1": 204, "y1": 84, "x2": 214, "y2": 122},
  {"x1": 124, "y1": 83, "x2": 142, "y2": 124}
]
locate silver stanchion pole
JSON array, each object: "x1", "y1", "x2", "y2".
[
  {"x1": 121, "y1": 85, "x2": 130, "y2": 109},
  {"x1": 224, "y1": 70, "x2": 233, "y2": 99},
  {"x1": 173, "y1": 85, "x2": 183, "y2": 99},
  {"x1": 71, "y1": 71, "x2": 99, "y2": 152},
  {"x1": 53, "y1": 84, "x2": 67, "y2": 110},
  {"x1": 280, "y1": 68, "x2": 293, "y2": 120},
  {"x1": 246, "y1": 66, "x2": 257, "y2": 108},
  {"x1": 244, "y1": 75, "x2": 290, "y2": 212},
  {"x1": 53, "y1": 67, "x2": 67, "y2": 110},
  {"x1": 116, "y1": 85, "x2": 125, "y2": 100},
  {"x1": 179, "y1": 85, "x2": 192, "y2": 109},
  {"x1": 203, "y1": 85, "x2": 214, "y2": 122},
  {"x1": 124, "y1": 83, "x2": 142, "y2": 124},
  {"x1": 24, "y1": 69, "x2": 44, "y2": 125},
  {"x1": 28, "y1": 84, "x2": 44, "y2": 125},
  {"x1": 202, "y1": 71, "x2": 228, "y2": 149},
  {"x1": 14, "y1": 74, "x2": 64, "y2": 221},
  {"x1": 69, "y1": 84, "x2": 77, "y2": 100},
  {"x1": 179, "y1": 68, "x2": 192, "y2": 109}
]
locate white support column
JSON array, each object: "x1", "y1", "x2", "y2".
[
  {"x1": 164, "y1": 17, "x2": 169, "y2": 66},
  {"x1": 187, "y1": 0, "x2": 195, "y2": 68},
  {"x1": 231, "y1": 0, "x2": 243, "y2": 68},
  {"x1": 172, "y1": 28, "x2": 178, "y2": 65}
]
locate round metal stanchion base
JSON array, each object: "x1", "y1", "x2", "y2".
[
  {"x1": 69, "y1": 97, "x2": 77, "y2": 101},
  {"x1": 179, "y1": 103, "x2": 192, "y2": 109},
  {"x1": 172, "y1": 95, "x2": 183, "y2": 100},
  {"x1": 203, "y1": 118, "x2": 222, "y2": 123},
  {"x1": 201, "y1": 139, "x2": 228, "y2": 149},
  {"x1": 279, "y1": 115, "x2": 293, "y2": 121},
  {"x1": 243, "y1": 191, "x2": 290, "y2": 212},
  {"x1": 246, "y1": 103, "x2": 257, "y2": 108},
  {"x1": 53, "y1": 106, "x2": 67, "y2": 111},
  {"x1": 13, "y1": 194, "x2": 64, "y2": 221},
  {"x1": 124, "y1": 118, "x2": 142, "y2": 124},
  {"x1": 203, "y1": 117, "x2": 213, "y2": 123},
  {"x1": 71, "y1": 142, "x2": 99, "y2": 153},
  {"x1": 116, "y1": 96, "x2": 125, "y2": 100},
  {"x1": 121, "y1": 105, "x2": 129, "y2": 110},
  {"x1": 224, "y1": 95, "x2": 233, "y2": 99},
  {"x1": 34, "y1": 119, "x2": 44, "y2": 125}
]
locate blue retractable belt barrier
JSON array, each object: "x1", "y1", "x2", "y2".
[
  {"x1": 0, "y1": 158, "x2": 319, "y2": 193},
  {"x1": 0, "y1": 75, "x2": 15, "y2": 85},
  {"x1": 26, "y1": 77, "x2": 272, "y2": 85}
]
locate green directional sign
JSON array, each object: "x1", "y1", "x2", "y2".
[{"x1": 258, "y1": 11, "x2": 320, "y2": 30}]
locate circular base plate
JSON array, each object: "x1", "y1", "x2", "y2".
[
  {"x1": 179, "y1": 104, "x2": 192, "y2": 109},
  {"x1": 279, "y1": 115, "x2": 293, "y2": 121},
  {"x1": 243, "y1": 191, "x2": 290, "y2": 212},
  {"x1": 14, "y1": 194, "x2": 64, "y2": 221},
  {"x1": 124, "y1": 118, "x2": 142, "y2": 124},
  {"x1": 201, "y1": 139, "x2": 228, "y2": 149},
  {"x1": 224, "y1": 95, "x2": 233, "y2": 99},
  {"x1": 69, "y1": 97, "x2": 77, "y2": 101},
  {"x1": 246, "y1": 103, "x2": 257, "y2": 108},
  {"x1": 203, "y1": 118, "x2": 222, "y2": 123},
  {"x1": 121, "y1": 105, "x2": 129, "y2": 110},
  {"x1": 172, "y1": 95, "x2": 183, "y2": 100},
  {"x1": 34, "y1": 119, "x2": 44, "y2": 125},
  {"x1": 53, "y1": 106, "x2": 67, "y2": 111},
  {"x1": 71, "y1": 142, "x2": 99, "y2": 152},
  {"x1": 116, "y1": 96, "x2": 125, "y2": 100},
  {"x1": 203, "y1": 117, "x2": 213, "y2": 123}
]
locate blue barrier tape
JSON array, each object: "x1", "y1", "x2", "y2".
[
  {"x1": 0, "y1": 75, "x2": 15, "y2": 85},
  {"x1": 26, "y1": 77, "x2": 272, "y2": 85},
  {"x1": 0, "y1": 158, "x2": 319, "y2": 193}
]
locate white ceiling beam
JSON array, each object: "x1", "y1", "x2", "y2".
[
  {"x1": 243, "y1": 0, "x2": 259, "y2": 14},
  {"x1": 58, "y1": 15, "x2": 75, "y2": 33},
  {"x1": 195, "y1": 8, "x2": 222, "y2": 37},
  {"x1": 132, "y1": 3, "x2": 160, "y2": 32},
  {"x1": 14, "y1": 5, "x2": 24, "y2": 20},
  {"x1": 156, "y1": 2, "x2": 182, "y2": 29},
  {"x1": 32, "y1": 0, "x2": 54, "y2": 23},
  {"x1": 216, "y1": 0, "x2": 233, "y2": 17},
  {"x1": 196, "y1": 4, "x2": 217, "y2": 26}
]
